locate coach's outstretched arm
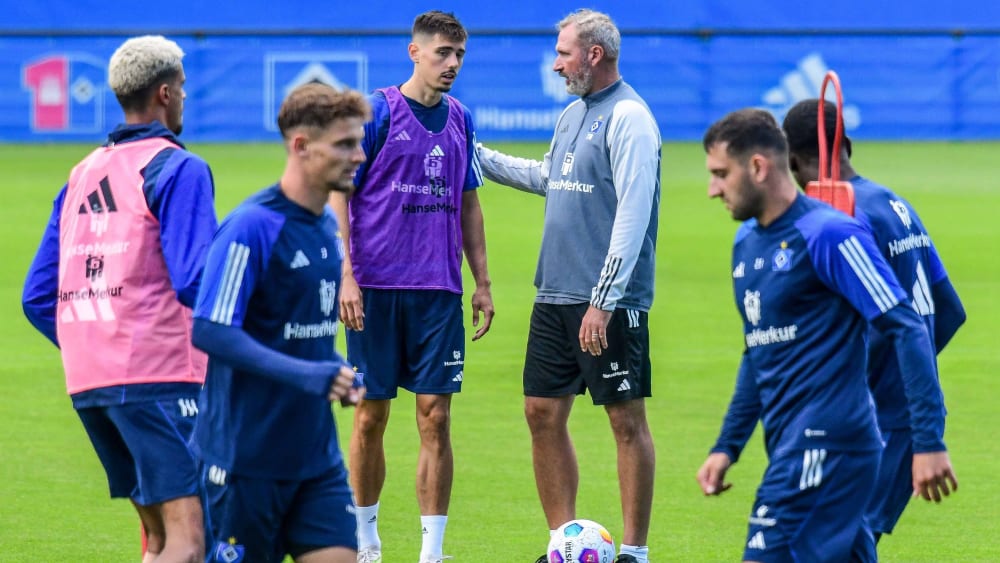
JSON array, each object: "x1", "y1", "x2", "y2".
[{"x1": 476, "y1": 144, "x2": 548, "y2": 195}]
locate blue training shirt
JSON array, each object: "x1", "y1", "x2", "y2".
[
  {"x1": 852, "y1": 175, "x2": 961, "y2": 431},
  {"x1": 354, "y1": 88, "x2": 482, "y2": 191},
  {"x1": 193, "y1": 185, "x2": 347, "y2": 480},
  {"x1": 714, "y1": 194, "x2": 912, "y2": 461}
]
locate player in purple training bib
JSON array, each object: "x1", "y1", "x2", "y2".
[{"x1": 326, "y1": 10, "x2": 494, "y2": 563}]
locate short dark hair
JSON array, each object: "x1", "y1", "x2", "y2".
[
  {"x1": 703, "y1": 108, "x2": 788, "y2": 160},
  {"x1": 413, "y1": 10, "x2": 467, "y2": 43},
  {"x1": 277, "y1": 83, "x2": 372, "y2": 138},
  {"x1": 783, "y1": 99, "x2": 852, "y2": 161}
]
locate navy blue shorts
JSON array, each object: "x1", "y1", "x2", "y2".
[
  {"x1": 743, "y1": 448, "x2": 880, "y2": 563},
  {"x1": 865, "y1": 429, "x2": 914, "y2": 534},
  {"x1": 203, "y1": 463, "x2": 357, "y2": 562},
  {"x1": 346, "y1": 289, "x2": 465, "y2": 400},
  {"x1": 523, "y1": 302, "x2": 651, "y2": 405},
  {"x1": 76, "y1": 397, "x2": 200, "y2": 506}
]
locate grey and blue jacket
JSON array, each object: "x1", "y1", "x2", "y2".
[{"x1": 479, "y1": 79, "x2": 661, "y2": 311}]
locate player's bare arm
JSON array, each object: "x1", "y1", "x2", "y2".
[
  {"x1": 328, "y1": 191, "x2": 364, "y2": 331},
  {"x1": 461, "y1": 189, "x2": 494, "y2": 340}
]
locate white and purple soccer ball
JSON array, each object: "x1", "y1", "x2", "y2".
[{"x1": 547, "y1": 519, "x2": 616, "y2": 563}]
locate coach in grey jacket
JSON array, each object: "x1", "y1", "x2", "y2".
[{"x1": 478, "y1": 9, "x2": 660, "y2": 563}]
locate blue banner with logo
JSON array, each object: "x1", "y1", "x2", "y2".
[
  {"x1": 5, "y1": 0, "x2": 1000, "y2": 32},
  {"x1": 2, "y1": 34, "x2": 1000, "y2": 142}
]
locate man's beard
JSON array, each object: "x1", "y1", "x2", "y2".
[
  {"x1": 565, "y1": 64, "x2": 594, "y2": 97},
  {"x1": 731, "y1": 176, "x2": 764, "y2": 221}
]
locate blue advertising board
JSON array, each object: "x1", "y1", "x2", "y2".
[
  {"x1": 5, "y1": 0, "x2": 1000, "y2": 33},
  {"x1": 2, "y1": 33, "x2": 1000, "y2": 142}
]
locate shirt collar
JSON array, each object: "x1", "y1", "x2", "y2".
[{"x1": 105, "y1": 121, "x2": 185, "y2": 149}]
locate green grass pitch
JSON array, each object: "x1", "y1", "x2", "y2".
[{"x1": 2, "y1": 141, "x2": 997, "y2": 561}]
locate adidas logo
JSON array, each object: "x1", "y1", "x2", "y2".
[
  {"x1": 761, "y1": 52, "x2": 860, "y2": 130},
  {"x1": 452, "y1": 371, "x2": 463, "y2": 382},
  {"x1": 290, "y1": 250, "x2": 310, "y2": 269},
  {"x1": 367, "y1": 515, "x2": 377, "y2": 524},
  {"x1": 78, "y1": 176, "x2": 118, "y2": 214},
  {"x1": 428, "y1": 145, "x2": 445, "y2": 157},
  {"x1": 617, "y1": 380, "x2": 631, "y2": 392},
  {"x1": 393, "y1": 130, "x2": 412, "y2": 141},
  {"x1": 422, "y1": 526, "x2": 428, "y2": 535},
  {"x1": 747, "y1": 531, "x2": 766, "y2": 550},
  {"x1": 78, "y1": 176, "x2": 118, "y2": 236}
]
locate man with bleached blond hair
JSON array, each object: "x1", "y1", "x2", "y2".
[{"x1": 23, "y1": 35, "x2": 216, "y2": 562}]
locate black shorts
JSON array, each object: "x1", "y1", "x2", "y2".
[{"x1": 523, "y1": 302, "x2": 650, "y2": 405}]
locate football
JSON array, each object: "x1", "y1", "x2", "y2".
[{"x1": 547, "y1": 519, "x2": 616, "y2": 563}]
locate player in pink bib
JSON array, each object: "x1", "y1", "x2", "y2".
[{"x1": 23, "y1": 35, "x2": 217, "y2": 562}]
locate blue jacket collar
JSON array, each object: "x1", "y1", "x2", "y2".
[{"x1": 105, "y1": 121, "x2": 185, "y2": 149}]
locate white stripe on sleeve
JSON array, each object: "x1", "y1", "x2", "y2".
[
  {"x1": 592, "y1": 255, "x2": 623, "y2": 309},
  {"x1": 837, "y1": 235, "x2": 898, "y2": 313},
  {"x1": 210, "y1": 242, "x2": 250, "y2": 325}
]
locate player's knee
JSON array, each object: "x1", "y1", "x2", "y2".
[
  {"x1": 354, "y1": 403, "x2": 390, "y2": 433},
  {"x1": 162, "y1": 529, "x2": 204, "y2": 563},
  {"x1": 160, "y1": 497, "x2": 205, "y2": 546},
  {"x1": 163, "y1": 543, "x2": 204, "y2": 563},
  {"x1": 607, "y1": 408, "x2": 650, "y2": 443},
  {"x1": 417, "y1": 406, "x2": 451, "y2": 438},
  {"x1": 524, "y1": 400, "x2": 567, "y2": 434},
  {"x1": 144, "y1": 530, "x2": 167, "y2": 555}
]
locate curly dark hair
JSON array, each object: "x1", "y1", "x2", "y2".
[
  {"x1": 782, "y1": 99, "x2": 852, "y2": 162},
  {"x1": 277, "y1": 83, "x2": 372, "y2": 138}
]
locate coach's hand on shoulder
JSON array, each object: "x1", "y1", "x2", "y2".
[
  {"x1": 697, "y1": 452, "x2": 734, "y2": 496},
  {"x1": 328, "y1": 366, "x2": 356, "y2": 403},
  {"x1": 912, "y1": 451, "x2": 958, "y2": 503},
  {"x1": 470, "y1": 283, "x2": 494, "y2": 341},
  {"x1": 339, "y1": 273, "x2": 364, "y2": 331}
]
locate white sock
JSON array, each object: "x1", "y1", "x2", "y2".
[
  {"x1": 419, "y1": 514, "x2": 448, "y2": 559},
  {"x1": 619, "y1": 544, "x2": 649, "y2": 563},
  {"x1": 356, "y1": 502, "x2": 381, "y2": 550}
]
